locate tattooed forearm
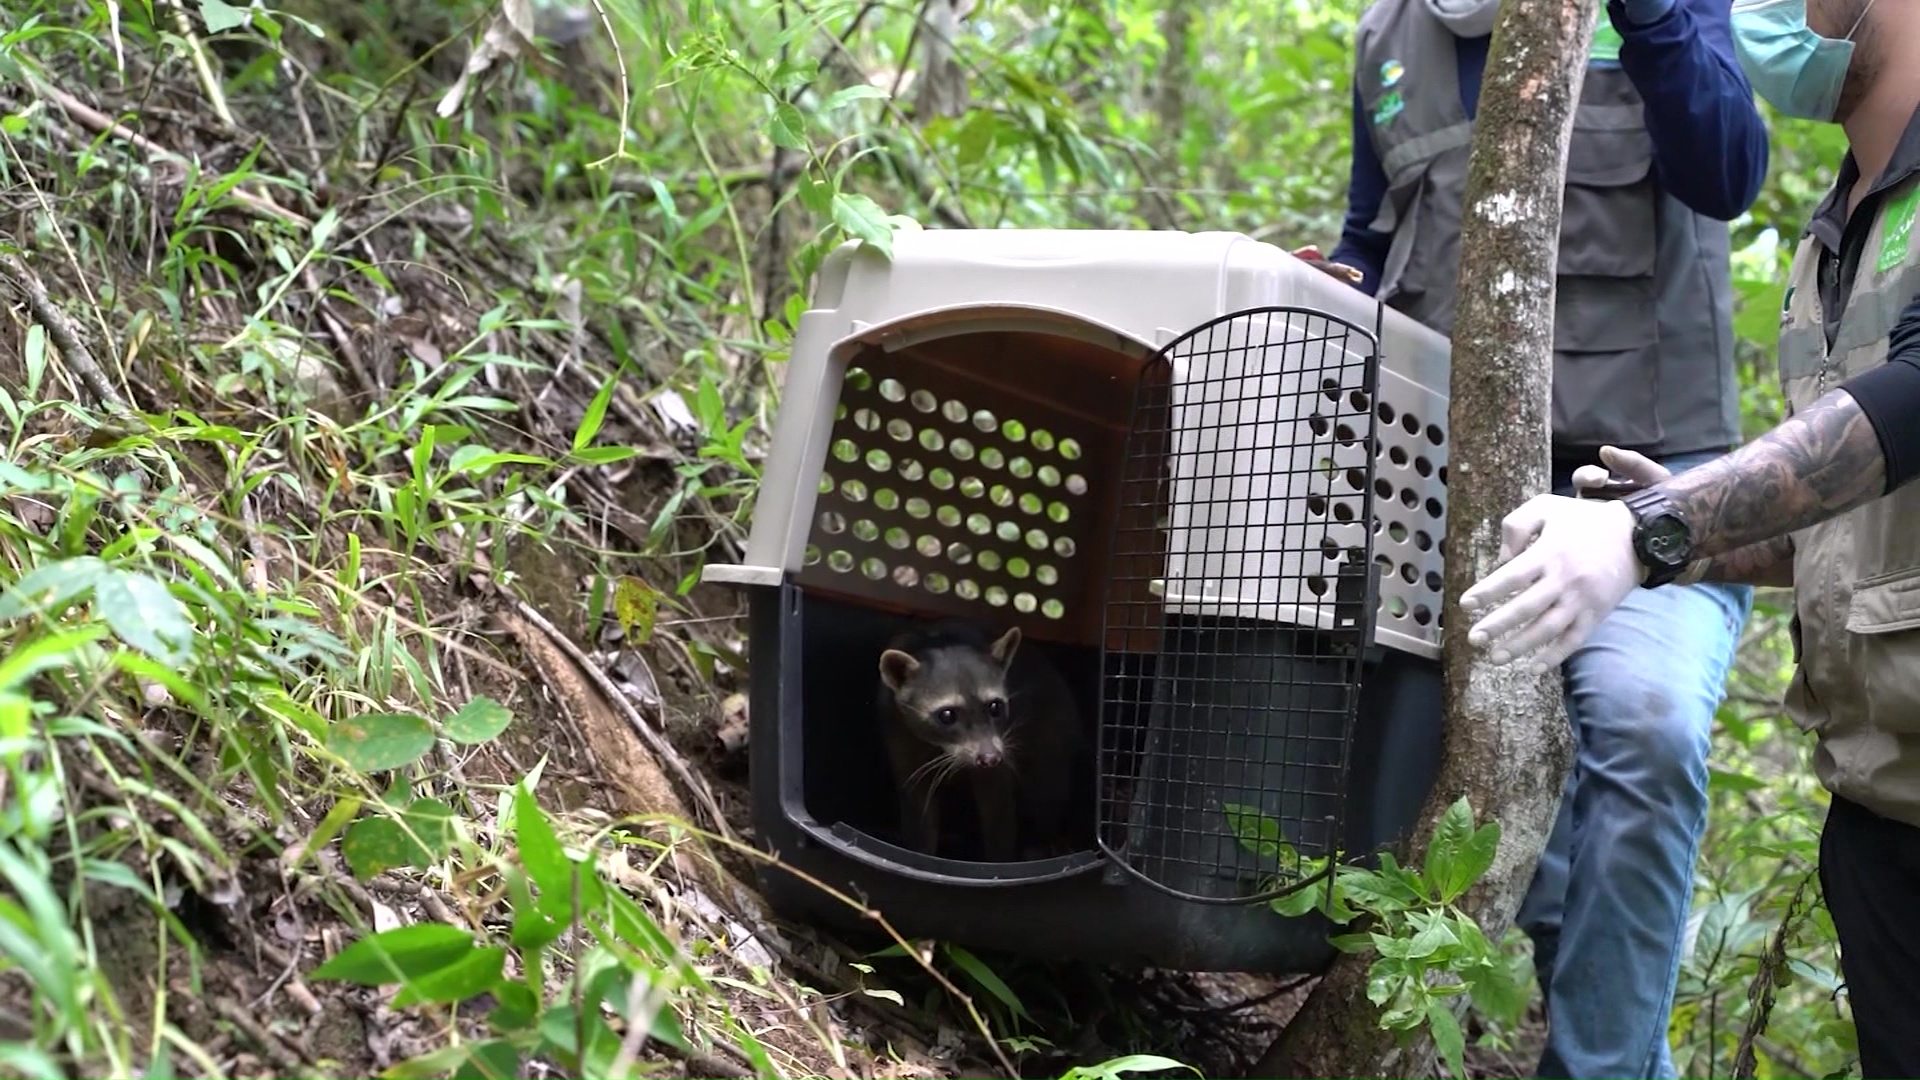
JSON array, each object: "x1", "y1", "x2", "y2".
[
  {"x1": 1700, "y1": 534, "x2": 1796, "y2": 587},
  {"x1": 1653, "y1": 388, "x2": 1885, "y2": 560}
]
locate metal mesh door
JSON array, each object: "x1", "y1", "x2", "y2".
[{"x1": 1097, "y1": 306, "x2": 1382, "y2": 904}]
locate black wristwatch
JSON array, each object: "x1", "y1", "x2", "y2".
[{"x1": 1620, "y1": 487, "x2": 1694, "y2": 588}]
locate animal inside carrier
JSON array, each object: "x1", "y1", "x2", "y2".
[{"x1": 701, "y1": 228, "x2": 1453, "y2": 973}]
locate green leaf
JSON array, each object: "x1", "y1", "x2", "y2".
[
  {"x1": 1221, "y1": 802, "x2": 1287, "y2": 861},
  {"x1": 798, "y1": 176, "x2": 834, "y2": 216},
  {"x1": 824, "y1": 85, "x2": 889, "y2": 111},
  {"x1": 1447, "y1": 821, "x2": 1500, "y2": 903},
  {"x1": 831, "y1": 192, "x2": 895, "y2": 259},
  {"x1": 329, "y1": 712, "x2": 436, "y2": 773},
  {"x1": 312, "y1": 923, "x2": 477, "y2": 986},
  {"x1": 1403, "y1": 911, "x2": 1461, "y2": 960},
  {"x1": 342, "y1": 817, "x2": 426, "y2": 879},
  {"x1": 1427, "y1": 999, "x2": 1466, "y2": 1079},
  {"x1": 403, "y1": 797, "x2": 455, "y2": 853},
  {"x1": 1464, "y1": 952, "x2": 1529, "y2": 1027},
  {"x1": 513, "y1": 785, "x2": 569, "y2": 894},
  {"x1": 574, "y1": 376, "x2": 617, "y2": 453},
  {"x1": 1425, "y1": 795, "x2": 1474, "y2": 900},
  {"x1": 1057, "y1": 1055, "x2": 1200, "y2": 1080},
  {"x1": 445, "y1": 696, "x2": 513, "y2": 744},
  {"x1": 392, "y1": 945, "x2": 506, "y2": 1007},
  {"x1": 768, "y1": 102, "x2": 808, "y2": 150},
  {"x1": 0, "y1": 1044, "x2": 63, "y2": 1080},
  {"x1": 1269, "y1": 883, "x2": 1322, "y2": 918},
  {"x1": 198, "y1": 0, "x2": 249, "y2": 32},
  {"x1": 92, "y1": 569, "x2": 196, "y2": 665},
  {"x1": 451, "y1": 1041, "x2": 521, "y2": 1080},
  {"x1": 488, "y1": 981, "x2": 540, "y2": 1033},
  {"x1": 0, "y1": 556, "x2": 107, "y2": 620},
  {"x1": 943, "y1": 943, "x2": 1031, "y2": 1023},
  {"x1": 612, "y1": 576, "x2": 661, "y2": 645}
]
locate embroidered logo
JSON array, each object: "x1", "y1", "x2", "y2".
[
  {"x1": 1379, "y1": 59, "x2": 1404, "y2": 88},
  {"x1": 1372, "y1": 89, "x2": 1405, "y2": 126},
  {"x1": 1877, "y1": 185, "x2": 1920, "y2": 276}
]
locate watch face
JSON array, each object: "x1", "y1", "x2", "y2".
[{"x1": 1644, "y1": 515, "x2": 1690, "y2": 564}]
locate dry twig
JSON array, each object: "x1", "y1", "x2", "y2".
[{"x1": 0, "y1": 252, "x2": 127, "y2": 410}]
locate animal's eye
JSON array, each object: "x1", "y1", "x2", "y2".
[
  {"x1": 986, "y1": 698, "x2": 1007, "y2": 719},
  {"x1": 935, "y1": 707, "x2": 959, "y2": 726}
]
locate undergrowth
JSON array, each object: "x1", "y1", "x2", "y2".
[{"x1": 0, "y1": 0, "x2": 1870, "y2": 1077}]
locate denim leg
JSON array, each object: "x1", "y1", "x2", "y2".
[{"x1": 1517, "y1": 450, "x2": 1754, "y2": 1079}]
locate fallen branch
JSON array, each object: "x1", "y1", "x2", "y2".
[
  {"x1": 507, "y1": 597, "x2": 738, "y2": 846},
  {"x1": 25, "y1": 74, "x2": 312, "y2": 228},
  {"x1": 0, "y1": 252, "x2": 127, "y2": 411}
]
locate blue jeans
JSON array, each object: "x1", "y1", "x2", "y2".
[{"x1": 1514, "y1": 450, "x2": 1754, "y2": 1079}]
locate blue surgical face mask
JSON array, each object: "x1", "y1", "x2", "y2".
[{"x1": 1731, "y1": 0, "x2": 1876, "y2": 122}]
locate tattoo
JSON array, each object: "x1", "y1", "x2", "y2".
[
  {"x1": 1701, "y1": 535, "x2": 1797, "y2": 587},
  {"x1": 1655, "y1": 388, "x2": 1886, "y2": 564}
]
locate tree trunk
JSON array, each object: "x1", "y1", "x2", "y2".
[{"x1": 1249, "y1": 0, "x2": 1596, "y2": 1074}]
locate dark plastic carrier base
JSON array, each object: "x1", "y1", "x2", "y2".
[{"x1": 744, "y1": 580, "x2": 1443, "y2": 973}]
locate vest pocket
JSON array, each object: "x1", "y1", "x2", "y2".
[
  {"x1": 1843, "y1": 565, "x2": 1920, "y2": 735},
  {"x1": 1549, "y1": 124, "x2": 1661, "y2": 447}
]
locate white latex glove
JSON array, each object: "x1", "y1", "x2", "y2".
[
  {"x1": 1458, "y1": 493, "x2": 1644, "y2": 672},
  {"x1": 1570, "y1": 445, "x2": 1673, "y2": 499}
]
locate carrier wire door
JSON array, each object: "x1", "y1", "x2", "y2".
[{"x1": 1097, "y1": 305, "x2": 1384, "y2": 905}]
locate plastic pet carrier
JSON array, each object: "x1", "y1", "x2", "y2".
[{"x1": 702, "y1": 229, "x2": 1453, "y2": 973}]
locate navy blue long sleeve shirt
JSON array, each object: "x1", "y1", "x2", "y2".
[{"x1": 1329, "y1": 0, "x2": 1771, "y2": 295}]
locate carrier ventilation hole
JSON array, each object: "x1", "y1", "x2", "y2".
[
  {"x1": 803, "y1": 544, "x2": 821, "y2": 566},
  {"x1": 820, "y1": 371, "x2": 1100, "y2": 620}
]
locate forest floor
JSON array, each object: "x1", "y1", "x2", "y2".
[{"x1": 0, "y1": 7, "x2": 1548, "y2": 1077}]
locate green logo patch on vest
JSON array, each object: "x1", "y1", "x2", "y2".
[
  {"x1": 1877, "y1": 184, "x2": 1920, "y2": 276},
  {"x1": 1372, "y1": 89, "x2": 1405, "y2": 126}
]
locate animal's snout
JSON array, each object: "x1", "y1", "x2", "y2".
[{"x1": 974, "y1": 748, "x2": 1003, "y2": 768}]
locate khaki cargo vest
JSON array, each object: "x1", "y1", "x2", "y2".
[
  {"x1": 1352, "y1": 0, "x2": 1741, "y2": 457},
  {"x1": 1779, "y1": 174, "x2": 1920, "y2": 828}
]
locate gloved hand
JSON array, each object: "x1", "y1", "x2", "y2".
[
  {"x1": 1571, "y1": 444, "x2": 1673, "y2": 499},
  {"x1": 1458, "y1": 492, "x2": 1643, "y2": 673}
]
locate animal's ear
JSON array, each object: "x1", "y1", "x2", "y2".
[
  {"x1": 989, "y1": 626, "x2": 1021, "y2": 667},
  {"x1": 879, "y1": 649, "x2": 921, "y2": 692}
]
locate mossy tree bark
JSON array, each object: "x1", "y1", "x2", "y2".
[{"x1": 1249, "y1": 0, "x2": 1597, "y2": 1074}]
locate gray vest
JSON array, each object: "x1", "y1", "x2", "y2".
[{"x1": 1353, "y1": 0, "x2": 1741, "y2": 457}]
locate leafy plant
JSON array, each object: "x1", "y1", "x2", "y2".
[{"x1": 1226, "y1": 797, "x2": 1524, "y2": 1078}]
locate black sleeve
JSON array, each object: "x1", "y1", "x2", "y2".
[{"x1": 1838, "y1": 291, "x2": 1920, "y2": 493}]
